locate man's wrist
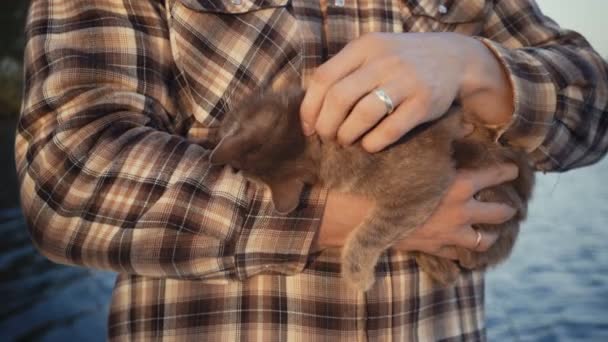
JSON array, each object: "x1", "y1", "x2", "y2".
[
  {"x1": 315, "y1": 191, "x2": 373, "y2": 249},
  {"x1": 458, "y1": 36, "x2": 515, "y2": 127}
]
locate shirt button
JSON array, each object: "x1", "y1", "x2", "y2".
[{"x1": 438, "y1": 4, "x2": 448, "y2": 14}]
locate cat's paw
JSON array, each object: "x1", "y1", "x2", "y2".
[
  {"x1": 416, "y1": 254, "x2": 461, "y2": 287},
  {"x1": 458, "y1": 250, "x2": 486, "y2": 270},
  {"x1": 342, "y1": 260, "x2": 376, "y2": 292}
]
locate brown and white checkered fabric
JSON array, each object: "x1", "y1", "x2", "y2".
[{"x1": 17, "y1": 0, "x2": 608, "y2": 340}]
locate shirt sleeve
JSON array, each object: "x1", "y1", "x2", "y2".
[
  {"x1": 16, "y1": 0, "x2": 326, "y2": 282},
  {"x1": 476, "y1": 0, "x2": 608, "y2": 172}
]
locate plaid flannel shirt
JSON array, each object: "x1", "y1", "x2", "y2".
[{"x1": 17, "y1": 0, "x2": 608, "y2": 340}]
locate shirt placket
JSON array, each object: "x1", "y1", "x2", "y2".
[
  {"x1": 324, "y1": 0, "x2": 360, "y2": 58},
  {"x1": 321, "y1": 3, "x2": 369, "y2": 340}
]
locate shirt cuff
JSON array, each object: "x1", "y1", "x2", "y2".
[
  {"x1": 233, "y1": 184, "x2": 328, "y2": 280},
  {"x1": 474, "y1": 37, "x2": 558, "y2": 157}
]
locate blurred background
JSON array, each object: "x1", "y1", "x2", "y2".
[{"x1": 0, "y1": 1, "x2": 606, "y2": 341}]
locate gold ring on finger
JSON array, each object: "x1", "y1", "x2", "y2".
[{"x1": 473, "y1": 230, "x2": 483, "y2": 250}]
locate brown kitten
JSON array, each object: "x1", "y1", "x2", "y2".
[{"x1": 209, "y1": 82, "x2": 534, "y2": 292}]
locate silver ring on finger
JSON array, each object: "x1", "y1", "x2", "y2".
[
  {"x1": 373, "y1": 88, "x2": 395, "y2": 116},
  {"x1": 473, "y1": 230, "x2": 483, "y2": 250}
]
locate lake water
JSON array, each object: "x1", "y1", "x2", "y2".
[
  {"x1": 1, "y1": 159, "x2": 607, "y2": 341},
  {"x1": 485, "y1": 158, "x2": 608, "y2": 341}
]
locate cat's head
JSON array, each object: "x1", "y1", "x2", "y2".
[{"x1": 210, "y1": 83, "x2": 312, "y2": 214}]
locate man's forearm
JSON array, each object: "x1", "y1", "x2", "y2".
[{"x1": 314, "y1": 191, "x2": 373, "y2": 250}]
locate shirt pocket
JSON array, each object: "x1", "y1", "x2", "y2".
[
  {"x1": 402, "y1": 0, "x2": 489, "y2": 34},
  {"x1": 168, "y1": 0, "x2": 302, "y2": 129}
]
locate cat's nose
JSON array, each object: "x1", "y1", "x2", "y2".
[
  {"x1": 225, "y1": 165, "x2": 241, "y2": 174},
  {"x1": 230, "y1": 162, "x2": 242, "y2": 173}
]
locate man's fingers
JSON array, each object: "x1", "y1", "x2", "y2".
[
  {"x1": 452, "y1": 226, "x2": 498, "y2": 252},
  {"x1": 337, "y1": 79, "x2": 411, "y2": 146},
  {"x1": 453, "y1": 164, "x2": 519, "y2": 199},
  {"x1": 314, "y1": 63, "x2": 386, "y2": 141},
  {"x1": 468, "y1": 201, "x2": 516, "y2": 225},
  {"x1": 360, "y1": 96, "x2": 427, "y2": 153},
  {"x1": 300, "y1": 40, "x2": 367, "y2": 135}
]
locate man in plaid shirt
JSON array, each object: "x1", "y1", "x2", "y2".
[{"x1": 17, "y1": 0, "x2": 607, "y2": 340}]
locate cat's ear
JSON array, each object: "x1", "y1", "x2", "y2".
[
  {"x1": 269, "y1": 178, "x2": 305, "y2": 214},
  {"x1": 209, "y1": 124, "x2": 244, "y2": 165}
]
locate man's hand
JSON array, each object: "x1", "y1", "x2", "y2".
[
  {"x1": 314, "y1": 164, "x2": 519, "y2": 258},
  {"x1": 300, "y1": 32, "x2": 514, "y2": 153},
  {"x1": 393, "y1": 164, "x2": 518, "y2": 258}
]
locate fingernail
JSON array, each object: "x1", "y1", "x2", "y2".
[
  {"x1": 302, "y1": 122, "x2": 314, "y2": 136},
  {"x1": 504, "y1": 206, "x2": 517, "y2": 220},
  {"x1": 505, "y1": 164, "x2": 519, "y2": 178},
  {"x1": 362, "y1": 142, "x2": 380, "y2": 153}
]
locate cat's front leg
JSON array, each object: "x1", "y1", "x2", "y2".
[
  {"x1": 341, "y1": 209, "x2": 421, "y2": 292},
  {"x1": 342, "y1": 245, "x2": 382, "y2": 292},
  {"x1": 415, "y1": 253, "x2": 461, "y2": 286}
]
